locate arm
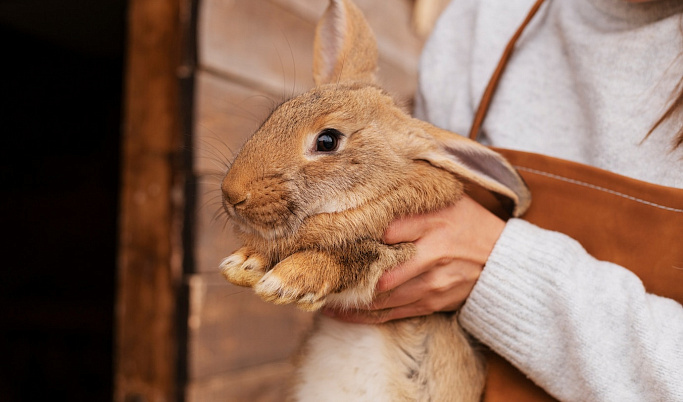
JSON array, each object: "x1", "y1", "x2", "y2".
[{"x1": 462, "y1": 218, "x2": 683, "y2": 401}]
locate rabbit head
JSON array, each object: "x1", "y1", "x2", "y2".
[
  {"x1": 222, "y1": 0, "x2": 529, "y2": 239},
  {"x1": 222, "y1": 82, "x2": 416, "y2": 240}
]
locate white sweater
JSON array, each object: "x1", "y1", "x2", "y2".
[{"x1": 415, "y1": 0, "x2": 683, "y2": 401}]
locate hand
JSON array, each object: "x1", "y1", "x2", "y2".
[{"x1": 323, "y1": 195, "x2": 505, "y2": 324}]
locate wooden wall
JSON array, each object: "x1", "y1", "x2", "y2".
[{"x1": 187, "y1": 0, "x2": 446, "y2": 400}]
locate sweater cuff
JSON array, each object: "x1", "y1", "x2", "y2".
[{"x1": 459, "y1": 218, "x2": 583, "y2": 368}]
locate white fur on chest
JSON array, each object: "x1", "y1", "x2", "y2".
[{"x1": 293, "y1": 316, "x2": 394, "y2": 402}]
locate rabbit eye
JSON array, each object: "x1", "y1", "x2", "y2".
[{"x1": 315, "y1": 128, "x2": 342, "y2": 152}]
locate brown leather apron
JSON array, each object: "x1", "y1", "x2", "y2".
[{"x1": 466, "y1": 1, "x2": 683, "y2": 400}]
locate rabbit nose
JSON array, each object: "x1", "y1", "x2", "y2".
[
  {"x1": 221, "y1": 178, "x2": 249, "y2": 207},
  {"x1": 224, "y1": 190, "x2": 248, "y2": 207}
]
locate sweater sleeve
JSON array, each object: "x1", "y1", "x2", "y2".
[{"x1": 459, "y1": 218, "x2": 683, "y2": 401}]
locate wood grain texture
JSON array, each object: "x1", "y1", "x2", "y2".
[
  {"x1": 115, "y1": 0, "x2": 186, "y2": 401},
  {"x1": 198, "y1": 0, "x2": 315, "y2": 95},
  {"x1": 186, "y1": 273, "x2": 313, "y2": 379},
  {"x1": 186, "y1": 361, "x2": 295, "y2": 402}
]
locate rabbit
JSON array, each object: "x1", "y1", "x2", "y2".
[{"x1": 219, "y1": 0, "x2": 531, "y2": 400}]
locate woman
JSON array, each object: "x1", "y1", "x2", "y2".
[{"x1": 324, "y1": 0, "x2": 683, "y2": 400}]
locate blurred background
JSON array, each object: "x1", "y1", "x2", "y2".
[{"x1": 0, "y1": 0, "x2": 445, "y2": 400}]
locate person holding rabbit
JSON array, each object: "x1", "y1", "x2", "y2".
[{"x1": 325, "y1": 0, "x2": 683, "y2": 401}]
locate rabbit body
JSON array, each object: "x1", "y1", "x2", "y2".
[
  {"x1": 221, "y1": 84, "x2": 487, "y2": 401},
  {"x1": 219, "y1": 0, "x2": 530, "y2": 400},
  {"x1": 291, "y1": 313, "x2": 483, "y2": 402}
]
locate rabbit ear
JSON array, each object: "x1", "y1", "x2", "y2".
[
  {"x1": 313, "y1": 0, "x2": 378, "y2": 85},
  {"x1": 417, "y1": 124, "x2": 532, "y2": 217}
]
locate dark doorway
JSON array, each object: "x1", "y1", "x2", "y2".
[{"x1": 0, "y1": 1, "x2": 126, "y2": 400}]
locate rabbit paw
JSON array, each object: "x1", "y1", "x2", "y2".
[
  {"x1": 254, "y1": 250, "x2": 340, "y2": 311},
  {"x1": 220, "y1": 247, "x2": 268, "y2": 287}
]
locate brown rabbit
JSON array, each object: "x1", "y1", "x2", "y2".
[{"x1": 219, "y1": 0, "x2": 531, "y2": 400}]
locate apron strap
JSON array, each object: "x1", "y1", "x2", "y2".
[{"x1": 468, "y1": 0, "x2": 547, "y2": 141}]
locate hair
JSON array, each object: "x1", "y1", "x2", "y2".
[
  {"x1": 646, "y1": 78, "x2": 683, "y2": 150},
  {"x1": 646, "y1": 16, "x2": 683, "y2": 150}
]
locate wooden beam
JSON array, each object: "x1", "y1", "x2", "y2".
[{"x1": 115, "y1": 0, "x2": 189, "y2": 400}]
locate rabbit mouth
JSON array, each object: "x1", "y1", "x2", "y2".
[
  {"x1": 233, "y1": 217, "x2": 303, "y2": 240},
  {"x1": 224, "y1": 198, "x2": 306, "y2": 240}
]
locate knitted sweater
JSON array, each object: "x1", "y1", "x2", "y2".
[{"x1": 415, "y1": 0, "x2": 683, "y2": 401}]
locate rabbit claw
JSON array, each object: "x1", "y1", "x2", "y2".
[
  {"x1": 253, "y1": 251, "x2": 339, "y2": 311},
  {"x1": 220, "y1": 247, "x2": 268, "y2": 287}
]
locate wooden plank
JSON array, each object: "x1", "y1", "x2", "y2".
[
  {"x1": 198, "y1": 0, "x2": 315, "y2": 95},
  {"x1": 198, "y1": 0, "x2": 422, "y2": 100},
  {"x1": 269, "y1": 0, "x2": 423, "y2": 70},
  {"x1": 115, "y1": 0, "x2": 187, "y2": 400},
  {"x1": 186, "y1": 361, "x2": 294, "y2": 402},
  {"x1": 187, "y1": 273, "x2": 313, "y2": 379}
]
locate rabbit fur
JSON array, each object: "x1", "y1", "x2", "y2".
[{"x1": 219, "y1": 0, "x2": 531, "y2": 400}]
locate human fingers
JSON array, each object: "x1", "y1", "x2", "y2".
[
  {"x1": 321, "y1": 270, "x2": 434, "y2": 324},
  {"x1": 323, "y1": 281, "x2": 465, "y2": 325},
  {"x1": 372, "y1": 260, "x2": 478, "y2": 311},
  {"x1": 375, "y1": 252, "x2": 427, "y2": 293},
  {"x1": 378, "y1": 202, "x2": 464, "y2": 292},
  {"x1": 382, "y1": 214, "x2": 427, "y2": 245},
  {"x1": 377, "y1": 208, "x2": 464, "y2": 293}
]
